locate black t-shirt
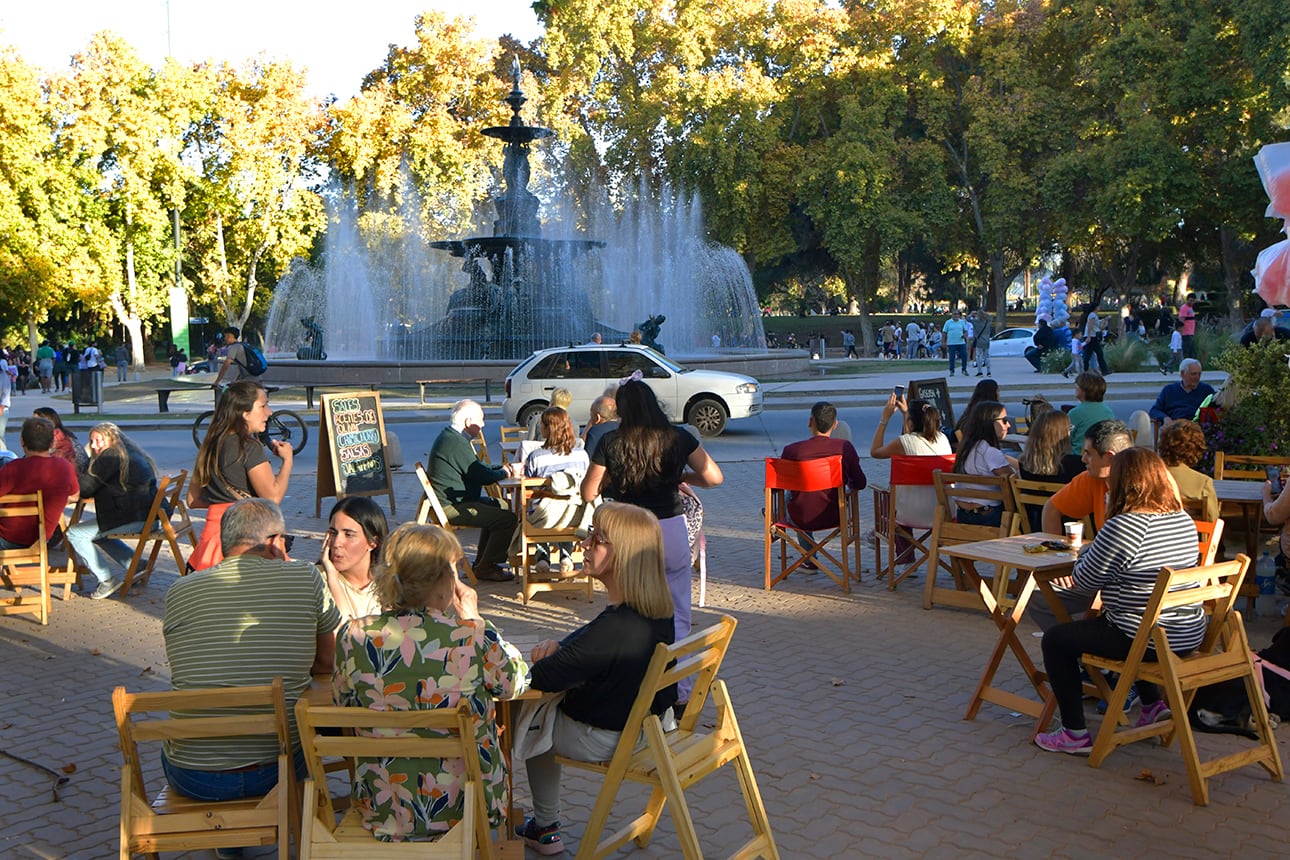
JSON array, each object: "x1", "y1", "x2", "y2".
[
  {"x1": 592, "y1": 426, "x2": 700, "y2": 520},
  {"x1": 203, "y1": 434, "x2": 269, "y2": 503},
  {"x1": 531, "y1": 604, "x2": 677, "y2": 731}
]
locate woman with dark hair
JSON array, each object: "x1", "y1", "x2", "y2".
[
  {"x1": 870, "y1": 395, "x2": 949, "y2": 459},
  {"x1": 954, "y1": 379, "x2": 1000, "y2": 443},
  {"x1": 187, "y1": 380, "x2": 293, "y2": 571},
  {"x1": 34, "y1": 406, "x2": 86, "y2": 470},
  {"x1": 951, "y1": 400, "x2": 1017, "y2": 526},
  {"x1": 66, "y1": 422, "x2": 158, "y2": 599},
  {"x1": 336, "y1": 524, "x2": 529, "y2": 842},
  {"x1": 320, "y1": 496, "x2": 389, "y2": 625},
  {"x1": 519, "y1": 502, "x2": 677, "y2": 855},
  {"x1": 1157, "y1": 420, "x2": 1218, "y2": 522},
  {"x1": 1035, "y1": 448, "x2": 1202, "y2": 754},
  {"x1": 580, "y1": 380, "x2": 721, "y2": 703}
]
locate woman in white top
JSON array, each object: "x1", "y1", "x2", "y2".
[
  {"x1": 870, "y1": 394, "x2": 950, "y2": 459},
  {"x1": 870, "y1": 395, "x2": 951, "y2": 562},
  {"x1": 951, "y1": 400, "x2": 1017, "y2": 527},
  {"x1": 319, "y1": 496, "x2": 389, "y2": 626},
  {"x1": 519, "y1": 407, "x2": 593, "y2": 574}
]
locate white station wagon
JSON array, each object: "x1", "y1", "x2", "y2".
[{"x1": 503, "y1": 344, "x2": 763, "y2": 437}]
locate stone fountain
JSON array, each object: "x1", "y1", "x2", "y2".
[{"x1": 262, "y1": 61, "x2": 792, "y2": 384}]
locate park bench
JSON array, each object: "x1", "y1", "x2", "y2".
[{"x1": 417, "y1": 378, "x2": 493, "y2": 405}]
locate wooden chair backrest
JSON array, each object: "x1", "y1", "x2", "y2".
[
  {"x1": 933, "y1": 471, "x2": 1017, "y2": 512},
  {"x1": 112, "y1": 677, "x2": 295, "y2": 857},
  {"x1": 0, "y1": 491, "x2": 51, "y2": 623},
  {"x1": 1195, "y1": 518, "x2": 1224, "y2": 566},
  {"x1": 1214, "y1": 452, "x2": 1290, "y2": 482},
  {"x1": 295, "y1": 698, "x2": 489, "y2": 858},
  {"x1": 414, "y1": 462, "x2": 454, "y2": 527}
]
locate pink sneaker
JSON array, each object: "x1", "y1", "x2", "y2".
[
  {"x1": 1034, "y1": 727, "x2": 1092, "y2": 755},
  {"x1": 1135, "y1": 700, "x2": 1172, "y2": 728}
]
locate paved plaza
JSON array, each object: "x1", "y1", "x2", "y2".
[{"x1": 2, "y1": 359, "x2": 1286, "y2": 859}]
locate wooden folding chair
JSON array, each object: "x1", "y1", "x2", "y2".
[
  {"x1": 557, "y1": 616, "x2": 779, "y2": 860},
  {"x1": 0, "y1": 491, "x2": 52, "y2": 625},
  {"x1": 468, "y1": 437, "x2": 507, "y2": 504},
  {"x1": 1079, "y1": 557, "x2": 1284, "y2": 805},
  {"x1": 295, "y1": 698, "x2": 488, "y2": 860},
  {"x1": 923, "y1": 472, "x2": 1021, "y2": 611},
  {"x1": 498, "y1": 425, "x2": 528, "y2": 466},
  {"x1": 89, "y1": 472, "x2": 199, "y2": 595},
  {"x1": 872, "y1": 454, "x2": 956, "y2": 590},
  {"x1": 764, "y1": 456, "x2": 858, "y2": 591},
  {"x1": 1213, "y1": 452, "x2": 1289, "y2": 605},
  {"x1": 1195, "y1": 518, "x2": 1224, "y2": 566},
  {"x1": 413, "y1": 462, "x2": 478, "y2": 585},
  {"x1": 512, "y1": 475, "x2": 594, "y2": 605},
  {"x1": 113, "y1": 677, "x2": 297, "y2": 859}
]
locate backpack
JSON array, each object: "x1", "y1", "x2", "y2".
[{"x1": 237, "y1": 342, "x2": 269, "y2": 376}]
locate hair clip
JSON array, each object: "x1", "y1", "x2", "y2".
[{"x1": 618, "y1": 369, "x2": 643, "y2": 387}]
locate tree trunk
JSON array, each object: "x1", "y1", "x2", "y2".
[
  {"x1": 27, "y1": 313, "x2": 39, "y2": 355},
  {"x1": 113, "y1": 238, "x2": 148, "y2": 369}
]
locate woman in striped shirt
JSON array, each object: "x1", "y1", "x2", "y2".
[{"x1": 1035, "y1": 448, "x2": 1204, "y2": 755}]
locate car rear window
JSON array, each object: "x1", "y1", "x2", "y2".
[{"x1": 530, "y1": 351, "x2": 602, "y2": 379}]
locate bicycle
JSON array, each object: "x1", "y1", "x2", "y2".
[{"x1": 190, "y1": 386, "x2": 310, "y2": 455}]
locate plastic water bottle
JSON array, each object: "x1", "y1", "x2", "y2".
[{"x1": 1256, "y1": 551, "x2": 1278, "y2": 617}]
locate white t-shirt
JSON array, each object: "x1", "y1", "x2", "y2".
[{"x1": 955, "y1": 441, "x2": 1011, "y2": 508}]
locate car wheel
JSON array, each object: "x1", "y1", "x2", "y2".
[
  {"x1": 686, "y1": 398, "x2": 727, "y2": 437},
  {"x1": 516, "y1": 402, "x2": 547, "y2": 428}
]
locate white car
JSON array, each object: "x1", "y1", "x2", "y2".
[
  {"x1": 503, "y1": 344, "x2": 763, "y2": 437},
  {"x1": 990, "y1": 327, "x2": 1037, "y2": 357}
]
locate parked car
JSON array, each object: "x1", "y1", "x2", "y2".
[
  {"x1": 990, "y1": 327, "x2": 1037, "y2": 357},
  {"x1": 503, "y1": 344, "x2": 763, "y2": 437}
]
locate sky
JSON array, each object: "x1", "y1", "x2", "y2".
[{"x1": 0, "y1": 0, "x2": 544, "y2": 100}]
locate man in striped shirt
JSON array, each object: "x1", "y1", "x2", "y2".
[{"x1": 162, "y1": 498, "x2": 340, "y2": 810}]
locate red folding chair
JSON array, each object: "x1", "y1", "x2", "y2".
[
  {"x1": 872, "y1": 454, "x2": 957, "y2": 590},
  {"x1": 764, "y1": 456, "x2": 858, "y2": 592}
]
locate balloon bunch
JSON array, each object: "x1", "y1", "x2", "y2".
[
  {"x1": 1035, "y1": 277, "x2": 1072, "y2": 327},
  {"x1": 1253, "y1": 143, "x2": 1290, "y2": 307}
]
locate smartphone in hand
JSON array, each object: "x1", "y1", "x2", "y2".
[
  {"x1": 1268, "y1": 465, "x2": 1284, "y2": 495},
  {"x1": 894, "y1": 385, "x2": 905, "y2": 400}
]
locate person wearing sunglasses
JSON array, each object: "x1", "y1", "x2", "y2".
[
  {"x1": 950, "y1": 400, "x2": 1018, "y2": 527},
  {"x1": 518, "y1": 502, "x2": 677, "y2": 856},
  {"x1": 161, "y1": 498, "x2": 341, "y2": 827}
]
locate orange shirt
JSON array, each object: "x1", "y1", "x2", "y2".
[{"x1": 1049, "y1": 470, "x2": 1109, "y2": 528}]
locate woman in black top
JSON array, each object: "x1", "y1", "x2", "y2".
[
  {"x1": 580, "y1": 380, "x2": 721, "y2": 702},
  {"x1": 65, "y1": 422, "x2": 158, "y2": 599},
  {"x1": 520, "y1": 502, "x2": 677, "y2": 855}
]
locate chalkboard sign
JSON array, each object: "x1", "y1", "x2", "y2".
[
  {"x1": 908, "y1": 377, "x2": 955, "y2": 438},
  {"x1": 315, "y1": 392, "x2": 396, "y2": 516}
]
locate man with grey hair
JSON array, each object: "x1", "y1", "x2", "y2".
[
  {"x1": 581, "y1": 394, "x2": 619, "y2": 457},
  {"x1": 161, "y1": 498, "x2": 339, "y2": 808},
  {"x1": 1148, "y1": 359, "x2": 1216, "y2": 424},
  {"x1": 426, "y1": 399, "x2": 517, "y2": 581}
]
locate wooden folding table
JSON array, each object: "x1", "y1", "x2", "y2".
[{"x1": 942, "y1": 533, "x2": 1078, "y2": 726}]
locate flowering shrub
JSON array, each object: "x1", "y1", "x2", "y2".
[{"x1": 1201, "y1": 339, "x2": 1290, "y2": 473}]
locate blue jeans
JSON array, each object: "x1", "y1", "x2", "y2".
[
  {"x1": 162, "y1": 749, "x2": 306, "y2": 802},
  {"x1": 947, "y1": 343, "x2": 967, "y2": 374},
  {"x1": 65, "y1": 520, "x2": 144, "y2": 585}
]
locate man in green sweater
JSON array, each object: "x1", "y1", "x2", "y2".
[{"x1": 427, "y1": 400, "x2": 517, "y2": 581}]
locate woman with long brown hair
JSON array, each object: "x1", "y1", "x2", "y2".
[
  {"x1": 520, "y1": 406, "x2": 593, "y2": 574},
  {"x1": 580, "y1": 381, "x2": 721, "y2": 703},
  {"x1": 187, "y1": 381, "x2": 293, "y2": 570},
  {"x1": 1034, "y1": 448, "x2": 1203, "y2": 754}
]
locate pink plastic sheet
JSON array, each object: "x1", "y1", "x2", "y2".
[
  {"x1": 1253, "y1": 239, "x2": 1290, "y2": 307},
  {"x1": 1254, "y1": 142, "x2": 1290, "y2": 220}
]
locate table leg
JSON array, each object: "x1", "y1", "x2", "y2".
[{"x1": 964, "y1": 565, "x2": 1050, "y2": 721}]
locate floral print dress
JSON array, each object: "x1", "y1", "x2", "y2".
[{"x1": 335, "y1": 608, "x2": 531, "y2": 842}]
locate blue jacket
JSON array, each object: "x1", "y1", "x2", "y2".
[{"x1": 1149, "y1": 381, "x2": 1216, "y2": 422}]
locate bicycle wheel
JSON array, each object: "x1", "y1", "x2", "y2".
[
  {"x1": 191, "y1": 411, "x2": 215, "y2": 449},
  {"x1": 267, "y1": 410, "x2": 309, "y2": 455}
]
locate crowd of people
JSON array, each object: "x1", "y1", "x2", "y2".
[{"x1": 0, "y1": 299, "x2": 1285, "y2": 854}]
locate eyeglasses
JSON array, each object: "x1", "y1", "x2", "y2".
[
  {"x1": 582, "y1": 526, "x2": 611, "y2": 548},
  {"x1": 268, "y1": 533, "x2": 296, "y2": 553},
  {"x1": 995, "y1": 416, "x2": 1011, "y2": 424}
]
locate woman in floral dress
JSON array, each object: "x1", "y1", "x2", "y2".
[{"x1": 335, "y1": 523, "x2": 530, "y2": 842}]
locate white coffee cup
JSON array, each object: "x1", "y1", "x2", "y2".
[{"x1": 1063, "y1": 521, "x2": 1084, "y2": 548}]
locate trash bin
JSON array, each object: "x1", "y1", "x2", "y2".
[{"x1": 71, "y1": 369, "x2": 101, "y2": 414}]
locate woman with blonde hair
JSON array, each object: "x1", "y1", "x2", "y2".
[
  {"x1": 187, "y1": 381, "x2": 293, "y2": 570},
  {"x1": 519, "y1": 502, "x2": 676, "y2": 855},
  {"x1": 1018, "y1": 411, "x2": 1085, "y2": 483},
  {"x1": 1035, "y1": 448, "x2": 1202, "y2": 754},
  {"x1": 66, "y1": 422, "x2": 158, "y2": 599},
  {"x1": 336, "y1": 524, "x2": 529, "y2": 842}
]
